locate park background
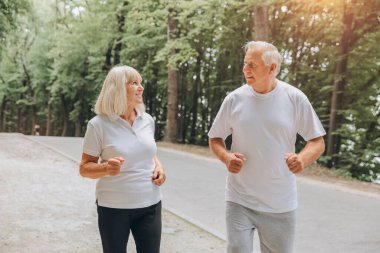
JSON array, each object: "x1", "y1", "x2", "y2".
[{"x1": 0, "y1": 0, "x2": 379, "y2": 182}]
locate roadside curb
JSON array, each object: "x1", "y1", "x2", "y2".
[
  {"x1": 297, "y1": 176, "x2": 380, "y2": 200},
  {"x1": 25, "y1": 134, "x2": 80, "y2": 165}
]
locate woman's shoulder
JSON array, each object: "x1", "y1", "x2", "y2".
[
  {"x1": 88, "y1": 114, "x2": 110, "y2": 126},
  {"x1": 141, "y1": 112, "x2": 154, "y2": 122}
]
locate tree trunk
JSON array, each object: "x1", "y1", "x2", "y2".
[
  {"x1": 74, "y1": 100, "x2": 83, "y2": 137},
  {"x1": 190, "y1": 55, "x2": 201, "y2": 144},
  {"x1": 202, "y1": 62, "x2": 213, "y2": 145},
  {"x1": 163, "y1": 8, "x2": 179, "y2": 143},
  {"x1": 1, "y1": 99, "x2": 7, "y2": 132},
  {"x1": 75, "y1": 122, "x2": 81, "y2": 137},
  {"x1": 17, "y1": 107, "x2": 24, "y2": 133},
  {"x1": 326, "y1": 0, "x2": 354, "y2": 167},
  {"x1": 45, "y1": 102, "x2": 51, "y2": 136},
  {"x1": 145, "y1": 63, "x2": 159, "y2": 114},
  {"x1": 60, "y1": 94, "x2": 68, "y2": 136},
  {"x1": 113, "y1": 1, "x2": 128, "y2": 65},
  {"x1": 253, "y1": 4, "x2": 269, "y2": 41},
  {"x1": 179, "y1": 68, "x2": 188, "y2": 143},
  {"x1": 31, "y1": 105, "x2": 37, "y2": 135},
  {"x1": 103, "y1": 43, "x2": 113, "y2": 72},
  {"x1": 61, "y1": 112, "x2": 68, "y2": 136}
]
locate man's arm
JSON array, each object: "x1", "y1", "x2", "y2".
[
  {"x1": 209, "y1": 137, "x2": 246, "y2": 173},
  {"x1": 299, "y1": 136, "x2": 325, "y2": 166},
  {"x1": 284, "y1": 136, "x2": 325, "y2": 173}
]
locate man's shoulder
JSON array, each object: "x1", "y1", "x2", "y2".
[
  {"x1": 225, "y1": 84, "x2": 251, "y2": 100},
  {"x1": 278, "y1": 80, "x2": 308, "y2": 100}
]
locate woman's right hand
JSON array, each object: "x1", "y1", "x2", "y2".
[{"x1": 105, "y1": 157, "x2": 125, "y2": 176}]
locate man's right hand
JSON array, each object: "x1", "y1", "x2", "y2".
[
  {"x1": 105, "y1": 156, "x2": 125, "y2": 176},
  {"x1": 225, "y1": 153, "x2": 246, "y2": 173}
]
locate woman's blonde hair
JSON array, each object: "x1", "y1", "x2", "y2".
[{"x1": 95, "y1": 65, "x2": 143, "y2": 116}]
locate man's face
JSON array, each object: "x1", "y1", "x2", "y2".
[{"x1": 242, "y1": 49, "x2": 273, "y2": 89}]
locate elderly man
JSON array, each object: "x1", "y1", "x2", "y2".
[{"x1": 208, "y1": 41, "x2": 326, "y2": 253}]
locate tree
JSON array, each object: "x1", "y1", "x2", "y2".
[
  {"x1": 253, "y1": 4, "x2": 270, "y2": 40},
  {"x1": 163, "y1": 6, "x2": 179, "y2": 143},
  {"x1": 1, "y1": 0, "x2": 379, "y2": 181},
  {"x1": 326, "y1": 0, "x2": 380, "y2": 167},
  {"x1": 326, "y1": 0, "x2": 354, "y2": 166},
  {"x1": 0, "y1": 0, "x2": 29, "y2": 41}
]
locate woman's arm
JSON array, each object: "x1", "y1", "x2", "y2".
[
  {"x1": 79, "y1": 153, "x2": 125, "y2": 179},
  {"x1": 152, "y1": 155, "x2": 166, "y2": 186}
]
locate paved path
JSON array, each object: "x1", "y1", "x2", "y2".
[
  {"x1": 1, "y1": 133, "x2": 224, "y2": 253},
  {"x1": 29, "y1": 136, "x2": 380, "y2": 253}
]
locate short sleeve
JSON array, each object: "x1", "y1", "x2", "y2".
[
  {"x1": 208, "y1": 96, "x2": 232, "y2": 140},
  {"x1": 149, "y1": 114, "x2": 156, "y2": 139},
  {"x1": 82, "y1": 121, "x2": 102, "y2": 157},
  {"x1": 297, "y1": 98, "x2": 326, "y2": 141}
]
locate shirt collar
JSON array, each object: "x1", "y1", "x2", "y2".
[
  {"x1": 107, "y1": 114, "x2": 119, "y2": 122},
  {"x1": 107, "y1": 109, "x2": 143, "y2": 122},
  {"x1": 135, "y1": 108, "x2": 142, "y2": 118}
]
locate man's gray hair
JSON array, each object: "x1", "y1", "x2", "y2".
[{"x1": 244, "y1": 41, "x2": 283, "y2": 76}]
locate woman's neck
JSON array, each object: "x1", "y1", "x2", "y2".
[{"x1": 121, "y1": 107, "x2": 136, "y2": 125}]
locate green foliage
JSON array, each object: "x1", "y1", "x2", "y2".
[
  {"x1": 0, "y1": 0, "x2": 29, "y2": 40},
  {"x1": 0, "y1": 0, "x2": 379, "y2": 181}
]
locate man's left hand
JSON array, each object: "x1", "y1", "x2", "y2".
[{"x1": 284, "y1": 153, "x2": 304, "y2": 174}]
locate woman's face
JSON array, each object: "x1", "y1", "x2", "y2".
[{"x1": 126, "y1": 78, "x2": 144, "y2": 106}]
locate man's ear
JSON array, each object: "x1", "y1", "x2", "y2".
[{"x1": 270, "y1": 63, "x2": 277, "y2": 74}]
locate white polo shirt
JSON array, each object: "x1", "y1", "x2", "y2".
[
  {"x1": 208, "y1": 81, "x2": 326, "y2": 213},
  {"x1": 83, "y1": 110, "x2": 161, "y2": 209}
]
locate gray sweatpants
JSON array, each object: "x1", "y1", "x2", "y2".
[{"x1": 226, "y1": 201, "x2": 296, "y2": 253}]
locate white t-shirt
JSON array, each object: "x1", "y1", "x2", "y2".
[
  {"x1": 83, "y1": 111, "x2": 161, "y2": 209},
  {"x1": 208, "y1": 81, "x2": 326, "y2": 213}
]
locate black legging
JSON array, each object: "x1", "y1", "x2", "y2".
[{"x1": 97, "y1": 201, "x2": 162, "y2": 253}]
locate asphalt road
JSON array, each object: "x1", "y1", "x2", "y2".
[
  {"x1": 29, "y1": 136, "x2": 380, "y2": 253},
  {"x1": 1, "y1": 133, "x2": 225, "y2": 253}
]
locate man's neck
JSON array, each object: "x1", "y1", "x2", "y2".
[{"x1": 252, "y1": 78, "x2": 277, "y2": 94}]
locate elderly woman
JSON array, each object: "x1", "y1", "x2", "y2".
[{"x1": 80, "y1": 65, "x2": 166, "y2": 253}]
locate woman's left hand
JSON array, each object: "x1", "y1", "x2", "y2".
[{"x1": 152, "y1": 156, "x2": 166, "y2": 186}]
